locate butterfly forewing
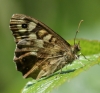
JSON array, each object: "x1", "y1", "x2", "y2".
[{"x1": 10, "y1": 14, "x2": 80, "y2": 79}]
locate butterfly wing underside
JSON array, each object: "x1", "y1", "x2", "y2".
[{"x1": 10, "y1": 14, "x2": 77, "y2": 79}]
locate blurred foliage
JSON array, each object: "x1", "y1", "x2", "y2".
[{"x1": 0, "y1": 0, "x2": 100, "y2": 93}]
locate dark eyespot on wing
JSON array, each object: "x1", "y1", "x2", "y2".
[{"x1": 22, "y1": 24, "x2": 28, "y2": 28}]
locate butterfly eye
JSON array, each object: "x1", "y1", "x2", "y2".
[{"x1": 22, "y1": 24, "x2": 28, "y2": 28}]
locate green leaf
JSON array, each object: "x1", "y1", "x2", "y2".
[{"x1": 22, "y1": 39, "x2": 100, "y2": 93}]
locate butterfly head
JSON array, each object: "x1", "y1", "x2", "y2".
[{"x1": 72, "y1": 41, "x2": 81, "y2": 54}]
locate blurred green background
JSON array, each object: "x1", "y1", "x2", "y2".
[{"x1": 0, "y1": 0, "x2": 100, "y2": 93}]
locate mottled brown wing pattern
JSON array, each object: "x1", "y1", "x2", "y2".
[{"x1": 10, "y1": 14, "x2": 80, "y2": 79}]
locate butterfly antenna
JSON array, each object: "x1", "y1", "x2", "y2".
[{"x1": 74, "y1": 20, "x2": 83, "y2": 45}]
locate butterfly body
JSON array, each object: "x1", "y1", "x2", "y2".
[{"x1": 10, "y1": 14, "x2": 80, "y2": 79}]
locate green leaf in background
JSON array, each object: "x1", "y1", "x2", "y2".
[{"x1": 22, "y1": 39, "x2": 100, "y2": 93}]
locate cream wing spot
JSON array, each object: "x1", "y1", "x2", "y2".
[
  {"x1": 18, "y1": 29, "x2": 27, "y2": 32},
  {"x1": 30, "y1": 52, "x2": 37, "y2": 56},
  {"x1": 29, "y1": 33, "x2": 37, "y2": 39},
  {"x1": 34, "y1": 40, "x2": 44, "y2": 48},
  {"x1": 51, "y1": 37, "x2": 57, "y2": 43},
  {"x1": 28, "y1": 22, "x2": 37, "y2": 31},
  {"x1": 10, "y1": 19, "x2": 24, "y2": 22},
  {"x1": 43, "y1": 34, "x2": 52, "y2": 42},
  {"x1": 16, "y1": 36, "x2": 21, "y2": 39},
  {"x1": 38, "y1": 30, "x2": 48, "y2": 38},
  {"x1": 17, "y1": 24, "x2": 22, "y2": 27}
]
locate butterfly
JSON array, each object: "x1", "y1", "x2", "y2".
[{"x1": 9, "y1": 14, "x2": 81, "y2": 79}]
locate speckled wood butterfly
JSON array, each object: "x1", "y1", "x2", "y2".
[{"x1": 9, "y1": 14, "x2": 81, "y2": 79}]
